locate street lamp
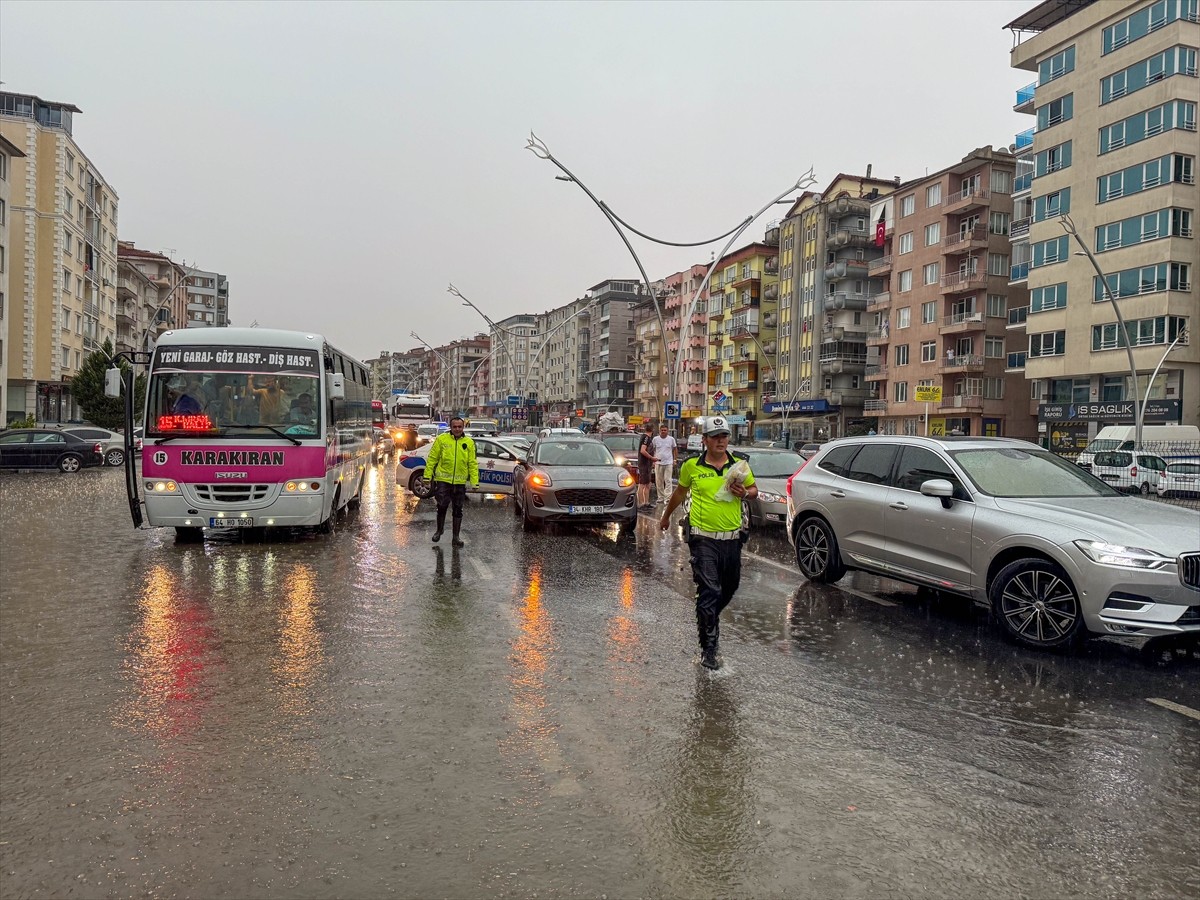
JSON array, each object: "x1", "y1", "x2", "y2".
[
  {"x1": 449, "y1": 283, "x2": 523, "y2": 407},
  {"x1": 1142, "y1": 326, "x2": 1188, "y2": 424},
  {"x1": 1061, "y1": 214, "x2": 1146, "y2": 448},
  {"x1": 411, "y1": 331, "x2": 456, "y2": 416},
  {"x1": 527, "y1": 131, "x2": 816, "y2": 409}
]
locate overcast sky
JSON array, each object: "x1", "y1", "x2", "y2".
[{"x1": 3, "y1": 0, "x2": 1035, "y2": 362}]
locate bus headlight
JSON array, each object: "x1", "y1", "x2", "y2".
[{"x1": 150, "y1": 481, "x2": 177, "y2": 492}]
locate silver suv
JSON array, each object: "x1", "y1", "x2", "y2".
[{"x1": 785, "y1": 435, "x2": 1200, "y2": 651}]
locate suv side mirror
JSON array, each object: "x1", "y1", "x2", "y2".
[{"x1": 920, "y1": 478, "x2": 956, "y2": 509}]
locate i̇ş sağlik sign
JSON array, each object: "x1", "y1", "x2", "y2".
[{"x1": 1038, "y1": 399, "x2": 1180, "y2": 422}]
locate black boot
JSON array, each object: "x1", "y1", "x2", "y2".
[
  {"x1": 432, "y1": 507, "x2": 446, "y2": 543},
  {"x1": 451, "y1": 520, "x2": 464, "y2": 548}
]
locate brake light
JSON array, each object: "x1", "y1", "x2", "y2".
[
  {"x1": 786, "y1": 456, "x2": 812, "y2": 498},
  {"x1": 94, "y1": 443, "x2": 103, "y2": 455},
  {"x1": 1130, "y1": 465, "x2": 1138, "y2": 478}
]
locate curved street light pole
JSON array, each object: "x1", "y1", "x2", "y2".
[
  {"x1": 411, "y1": 331, "x2": 457, "y2": 416},
  {"x1": 527, "y1": 132, "x2": 815, "y2": 410},
  {"x1": 1061, "y1": 215, "x2": 1145, "y2": 448},
  {"x1": 1141, "y1": 326, "x2": 1188, "y2": 425},
  {"x1": 523, "y1": 298, "x2": 599, "y2": 397},
  {"x1": 449, "y1": 284, "x2": 524, "y2": 407}
]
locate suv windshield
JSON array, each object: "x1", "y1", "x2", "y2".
[
  {"x1": 734, "y1": 450, "x2": 805, "y2": 477},
  {"x1": 951, "y1": 447, "x2": 1122, "y2": 498}
]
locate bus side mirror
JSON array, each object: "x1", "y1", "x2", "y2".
[
  {"x1": 326, "y1": 372, "x2": 345, "y2": 400},
  {"x1": 104, "y1": 367, "x2": 123, "y2": 398}
]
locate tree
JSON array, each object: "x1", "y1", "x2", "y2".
[{"x1": 72, "y1": 338, "x2": 146, "y2": 430}]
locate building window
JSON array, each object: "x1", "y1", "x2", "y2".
[
  {"x1": 921, "y1": 341, "x2": 937, "y2": 362},
  {"x1": 922, "y1": 301, "x2": 937, "y2": 324},
  {"x1": 991, "y1": 169, "x2": 1013, "y2": 194},
  {"x1": 894, "y1": 382, "x2": 908, "y2": 403},
  {"x1": 1033, "y1": 187, "x2": 1071, "y2": 222},
  {"x1": 895, "y1": 344, "x2": 910, "y2": 366},
  {"x1": 1039, "y1": 45, "x2": 1076, "y2": 83},
  {"x1": 1032, "y1": 236, "x2": 1069, "y2": 267},
  {"x1": 923, "y1": 263, "x2": 940, "y2": 285},
  {"x1": 1092, "y1": 315, "x2": 1188, "y2": 350},
  {"x1": 1036, "y1": 94, "x2": 1073, "y2": 131},
  {"x1": 1103, "y1": 1, "x2": 1197, "y2": 55},
  {"x1": 898, "y1": 232, "x2": 914, "y2": 254},
  {"x1": 987, "y1": 294, "x2": 1007, "y2": 317},
  {"x1": 1029, "y1": 331, "x2": 1066, "y2": 358},
  {"x1": 925, "y1": 184, "x2": 942, "y2": 207},
  {"x1": 924, "y1": 222, "x2": 941, "y2": 246},
  {"x1": 66, "y1": 152, "x2": 75, "y2": 178},
  {"x1": 900, "y1": 195, "x2": 915, "y2": 217},
  {"x1": 989, "y1": 212, "x2": 1010, "y2": 235},
  {"x1": 897, "y1": 307, "x2": 911, "y2": 328},
  {"x1": 1100, "y1": 100, "x2": 1197, "y2": 155},
  {"x1": 1034, "y1": 141, "x2": 1072, "y2": 177},
  {"x1": 898, "y1": 270, "x2": 913, "y2": 292},
  {"x1": 1096, "y1": 207, "x2": 1191, "y2": 251},
  {"x1": 987, "y1": 253, "x2": 1010, "y2": 276},
  {"x1": 985, "y1": 337, "x2": 1005, "y2": 358},
  {"x1": 1031, "y1": 282, "x2": 1068, "y2": 313},
  {"x1": 984, "y1": 377, "x2": 1005, "y2": 400},
  {"x1": 1094, "y1": 262, "x2": 1190, "y2": 299}
]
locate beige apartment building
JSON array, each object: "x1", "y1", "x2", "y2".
[
  {"x1": 2, "y1": 92, "x2": 120, "y2": 424},
  {"x1": 0, "y1": 134, "x2": 26, "y2": 424},
  {"x1": 777, "y1": 172, "x2": 897, "y2": 441},
  {"x1": 866, "y1": 146, "x2": 1036, "y2": 439},
  {"x1": 1007, "y1": 0, "x2": 1198, "y2": 447},
  {"x1": 536, "y1": 296, "x2": 594, "y2": 425}
]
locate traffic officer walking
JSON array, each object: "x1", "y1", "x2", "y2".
[
  {"x1": 426, "y1": 416, "x2": 479, "y2": 547},
  {"x1": 659, "y1": 416, "x2": 757, "y2": 670}
]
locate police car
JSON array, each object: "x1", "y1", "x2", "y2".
[{"x1": 397, "y1": 435, "x2": 523, "y2": 498}]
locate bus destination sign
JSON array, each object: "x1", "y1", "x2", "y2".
[{"x1": 154, "y1": 347, "x2": 320, "y2": 374}]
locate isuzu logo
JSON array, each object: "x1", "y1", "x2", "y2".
[{"x1": 215, "y1": 472, "x2": 248, "y2": 479}]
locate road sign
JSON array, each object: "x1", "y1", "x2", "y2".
[
  {"x1": 914, "y1": 386, "x2": 943, "y2": 403},
  {"x1": 511, "y1": 407, "x2": 528, "y2": 420},
  {"x1": 391, "y1": 389, "x2": 408, "y2": 395},
  {"x1": 628, "y1": 415, "x2": 645, "y2": 425},
  {"x1": 664, "y1": 401, "x2": 681, "y2": 420},
  {"x1": 507, "y1": 395, "x2": 522, "y2": 406}
]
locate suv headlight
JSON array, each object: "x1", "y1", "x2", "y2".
[
  {"x1": 757, "y1": 490, "x2": 785, "y2": 503},
  {"x1": 1074, "y1": 540, "x2": 1172, "y2": 570}
]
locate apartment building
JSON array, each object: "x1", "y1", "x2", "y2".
[
  {"x1": 866, "y1": 146, "x2": 1035, "y2": 439},
  {"x1": 114, "y1": 258, "x2": 156, "y2": 356},
  {"x1": 486, "y1": 313, "x2": 539, "y2": 415},
  {"x1": 1007, "y1": 0, "x2": 1198, "y2": 449},
  {"x1": 184, "y1": 269, "x2": 230, "y2": 329},
  {"x1": 429, "y1": 335, "x2": 489, "y2": 418},
  {"x1": 2, "y1": 92, "x2": 120, "y2": 424},
  {"x1": 366, "y1": 348, "x2": 431, "y2": 403},
  {"x1": 0, "y1": 134, "x2": 25, "y2": 423},
  {"x1": 583, "y1": 279, "x2": 644, "y2": 421},
  {"x1": 535, "y1": 296, "x2": 594, "y2": 426},
  {"x1": 659, "y1": 265, "x2": 710, "y2": 421},
  {"x1": 117, "y1": 243, "x2": 189, "y2": 349},
  {"x1": 774, "y1": 173, "x2": 897, "y2": 442},
  {"x1": 706, "y1": 239, "x2": 780, "y2": 442}
]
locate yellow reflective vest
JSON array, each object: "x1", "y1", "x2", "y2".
[{"x1": 427, "y1": 432, "x2": 479, "y2": 486}]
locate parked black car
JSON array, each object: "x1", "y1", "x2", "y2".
[{"x1": 0, "y1": 428, "x2": 105, "y2": 472}]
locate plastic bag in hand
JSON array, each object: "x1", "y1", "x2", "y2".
[{"x1": 713, "y1": 459, "x2": 751, "y2": 502}]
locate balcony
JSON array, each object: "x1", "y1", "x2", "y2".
[
  {"x1": 732, "y1": 381, "x2": 758, "y2": 392},
  {"x1": 764, "y1": 224, "x2": 781, "y2": 245},
  {"x1": 1009, "y1": 262, "x2": 1029, "y2": 283},
  {"x1": 943, "y1": 187, "x2": 990, "y2": 214},
  {"x1": 733, "y1": 353, "x2": 758, "y2": 366},
  {"x1": 829, "y1": 228, "x2": 872, "y2": 249},
  {"x1": 942, "y1": 226, "x2": 989, "y2": 254},
  {"x1": 863, "y1": 399, "x2": 888, "y2": 411},
  {"x1": 825, "y1": 323, "x2": 868, "y2": 342},
  {"x1": 938, "y1": 394, "x2": 984, "y2": 412},
  {"x1": 84, "y1": 300, "x2": 100, "y2": 318},
  {"x1": 868, "y1": 255, "x2": 893, "y2": 276},
  {"x1": 117, "y1": 276, "x2": 139, "y2": 299},
  {"x1": 866, "y1": 327, "x2": 890, "y2": 345},
  {"x1": 709, "y1": 330, "x2": 726, "y2": 345},
  {"x1": 1010, "y1": 217, "x2": 1032, "y2": 240},
  {"x1": 829, "y1": 389, "x2": 872, "y2": 406},
  {"x1": 1015, "y1": 127, "x2": 1035, "y2": 150},
  {"x1": 762, "y1": 313, "x2": 777, "y2": 328},
  {"x1": 708, "y1": 356, "x2": 724, "y2": 369},
  {"x1": 867, "y1": 291, "x2": 891, "y2": 311},
  {"x1": 824, "y1": 259, "x2": 871, "y2": 281},
  {"x1": 1013, "y1": 171, "x2": 1033, "y2": 194},
  {"x1": 731, "y1": 270, "x2": 761, "y2": 289},
  {"x1": 763, "y1": 282, "x2": 779, "y2": 302},
  {"x1": 939, "y1": 310, "x2": 985, "y2": 333},
  {"x1": 820, "y1": 357, "x2": 868, "y2": 375},
  {"x1": 939, "y1": 271, "x2": 989, "y2": 294},
  {"x1": 1006, "y1": 351, "x2": 1027, "y2": 371},
  {"x1": 1007, "y1": 305, "x2": 1028, "y2": 329},
  {"x1": 734, "y1": 293, "x2": 760, "y2": 311},
  {"x1": 765, "y1": 256, "x2": 779, "y2": 275},
  {"x1": 1014, "y1": 81, "x2": 1036, "y2": 113},
  {"x1": 937, "y1": 353, "x2": 986, "y2": 373},
  {"x1": 823, "y1": 291, "x2": 870, "y2": 312},
  {"x1": 830, "y1": 196, "x2": 870, "y2": 218},
  {"x1": 642, "y1": 345, "x2": 660, "y2": 360},
  {"x1": 865, "y1": 365, "x2": 889, "y2": 381},
  {"x1": 116, "y1": 308, "x2": 135, "y2": 326}
]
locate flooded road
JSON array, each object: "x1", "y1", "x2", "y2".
[{"x1": 2, "y1": 463, "x2": 1197, "y2": 899}]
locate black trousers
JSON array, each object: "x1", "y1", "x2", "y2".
[
  {"x1": 689, "y1": 536, "x2": 742, "y2": 651},
  {"x1": 434, "y1": 482, "x2": 467, "y2": 531}
]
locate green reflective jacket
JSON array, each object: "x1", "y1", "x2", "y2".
[{"x1": 427, "y1": 432, "x2": 480, "y2": 486}]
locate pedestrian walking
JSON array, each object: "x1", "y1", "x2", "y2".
[
  {"x1": 637, "y1": 422, "x2": 656, "y2": 509},
  {"x1": 651, "y1": 423, "x2": 677, "y2": 503},
  {"x1": 659, "y1": 416, "x2": 758, "y2": 670},
  {"x1": 426, "y1": 416, "x2": 479, "y2": 547}
]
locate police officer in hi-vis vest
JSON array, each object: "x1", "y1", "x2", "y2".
[{"x1": 659, "y1": 416, "x2": 757, "y2": 670}]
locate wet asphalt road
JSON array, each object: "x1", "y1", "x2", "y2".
[{"x1": 1, "y1": 461, "x2": 1198, "y2": 899}]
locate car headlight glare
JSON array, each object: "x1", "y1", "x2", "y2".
[
  {"x1": 529, "y1": 472, "x2": 552, "y2": 488},
  {"x1": 619, "y1": 472, "x2": 635, "y2": 488},
  {"x1": 1074, "y1": 540, "x2": 1171, "y2": 569},
  {"x1": 758, "y1": 491, "x2": 785, "y2": 503}
]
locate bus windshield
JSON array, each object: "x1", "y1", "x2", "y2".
[{"x1": 147, "y1": 345, "x2": 323, "y2": 437}]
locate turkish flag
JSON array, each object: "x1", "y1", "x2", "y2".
[{"x1": 874, "y1": 206, "x2": 887, "y2": 247}]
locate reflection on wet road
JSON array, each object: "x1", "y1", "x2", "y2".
[{"x1": 1, "y1": 464, "x2": 1197, "y2": 899}]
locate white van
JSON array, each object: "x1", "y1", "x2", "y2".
[{"x1": 1076, "y1": 424, "x2": 1200, "y2": 469}]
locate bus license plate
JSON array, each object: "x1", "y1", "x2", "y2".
[
  {"x1": 568, "y1": 505, "x2": 604, "y2": 515},
  {"x1": 210, "y1": 517, "x2": 254, "y2": 528}
]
